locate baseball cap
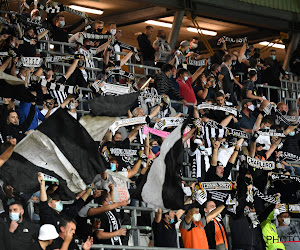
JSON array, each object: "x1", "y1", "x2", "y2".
[
  {"x1": 38, "y1": 224, "x2": 59, "y2": 240},
  {"x1": 241, "y1": 99, "x2": 252, "y2": 108},
  {"x1": 217, "y1": 161, "x2": 223, "y2": 167},
  {"x1": 256, "y1": 142, "x2": 265, "y2": 147},
  {"x1": 180, "y1": 40, "x2": 190, "y2": 47}
]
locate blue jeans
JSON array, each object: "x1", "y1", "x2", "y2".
[{"x1": 283, "y1": 164, "x2": 300, "y2": 175}]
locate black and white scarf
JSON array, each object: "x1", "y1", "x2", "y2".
[
  {"x1": 197, "y1": 103, "x2": 238, "y2": 117},
  {"x1": 269, "y1": 173, "x2": 300, "y2": 185},
  {"x1": 248, "y1": 186, "x2": 280, "y2": 204},
  {"x1": 106, "y1": 67, "x2": 135, "y2": 80},
  {"x1": 105, "y1": 210, "x2": 122, "y2": 245},
  {"x1": 187, "y1": 58, "x2": 206, "y2": 67},
  {"x1": 246, "y1": 156, "x2": 275, "y2": 170},
  {"x1": 277, "y1": 151, "x2": 300, "y2": 163},
  {"x1": 217, "y1": 36, "x2": 248, "y2": 45},
  {"x1": 256, "y1": 129, "x2": 286, "y2": 137},
  {"x1": 109, "y1": 116, "x2": 147, "y2": 135},
  {"x1": 199, "y1": 182, "x2": 233, "y2": 191},
  {"x1": 153, "y1": 117, "x2": 185, "y2": 130}
]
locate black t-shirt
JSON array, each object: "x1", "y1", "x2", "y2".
[
  {"x1": 193, "y1": 84, "x2": 205, "y2": 104},
  {"x1": 220, "y1": 65, "x2": 234, "y2": 94},
  {"x1": 47, "y1": 237, "x2": 80, "y2": 250},
  {"x1": 31, "y1": 241, "x2": 44, "y2": 250},
  {"x1": 108, "y1": 138, "x2": 131, "y2": 171},
  {"x1": 93, "y1": 209, "x2": 122, "y2": 245},
  {"x1": 152, "y1": 219, "x2": 178, "y2": 247}
]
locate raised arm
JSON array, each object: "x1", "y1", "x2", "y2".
[
  {"x1": 205, "y1": 204, "x2": 225, "y2": 223},
  {"x1": 265, "y1": 138, "x2": 281, "y2": 160},
  {"x1": 120, "y1": 51, "x2": 133, "y2": 67},
  {"x1": 0, "y1": 139, "x2": 16, "y2": 167},
  {"x1": 64, "y1": 59, "x2": 79, "y2": 80},
  {"x1": 238, "y1": 43, "x2": 247, "y2": 63},
  {"x1": 96, "y1": 39, "x2": 112, "y2": 54},
  {"x1": 38, "y1": 172, "x2": 47, "y2": 202},
  {"x1": 192, "y1": 65, "x2": 206, "y2": 83},
  {"x1": 88, "y1": 200, "x2": 129, "y2": 217},
  {"x1": 211, "y1": 140, "x2": 220, "y2": 166},
  {"x1": 127, "y1": 158, "x2": 142, "y2": 178},
  {"x1": 154, "y1": 208, "x2": 162, "y2": 223}
]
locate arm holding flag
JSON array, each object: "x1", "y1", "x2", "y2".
[
  {"x1": 0, "y1": 138, "x2": 16, "y2": 167},
  {"x1": 87, "y1": 200, "x2": 130, "y2": 217},
  {"x1": 191, "y1": 65, "x2": 206, "y2": 83},
  {"x1": 127, "y1": 158, "x2": 142, "y2": 179}
]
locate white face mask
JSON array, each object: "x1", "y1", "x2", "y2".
[
  {"x1": 20, "y1": 75, "x2": 26, "y2": 81},
  {"x1": 283, "y1": 218, "x2": 290, "y2": 226},
  {"x1": 190, "y1": 43, "x2": 198, "y2": 49},
  {"x1": 110, "y1": 29, "x2": 117, "y2": 36},
  {"x1": 248, "y1": 104, "x2": 255, "y2": 111},
  {"x1": 33, "y1": 16, "x2": 41, "y2": 21},
  {"x1": 184, "y1": 76, "x2": 189, "y2": 81},
  {"x1": 69, "y1": 102, "x2": 76, "y2": 110},
  {"x1": 193, "y1": 213, "x2": 201, "y2": 222}
]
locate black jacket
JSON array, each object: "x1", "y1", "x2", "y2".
[
  {"x1": 0, "y1": 104, "x2": 36, "y2": 143},
  {"x1": 66, "y1": 67, "x2": 89, "y2": 88},
  {"x1": 137, "y1": 33, "x2": 155, "y2": 61},
  {"x1": 8, "y1": 219, "x2": 38, "y2": 250}
]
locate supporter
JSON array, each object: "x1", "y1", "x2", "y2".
[
  {"x1": 7, "y1": 201, "x2": 37, "y2": 250},
  {"x1": 277, "y1": 210, "x2": 300, "y2": 250},
  {"x1": 206, "y1": 139, "x2": 242, "y2": 181},
  {"x1": 193, "y1": 74, "x2": 215, "y2": 103},
  {"x1": 152, "y1": 208, "x2": 178, "y2": 248},
  {"x1": 31, "y1": 224, "x2": 59, "y2": 250},
  {"x1": 238, "y1": 99, "x2": 257, "y2": 134},
  {"x1": 100, "y1": 157, "x2": 142, "y2": 202},
  {"x1": 173, "y1": 40, "x2": 195, "y2": 69},
  {"x1": 180, "y1": 205, "x2": 225, "y2": 249},
  {"x1": 30, "y1": 9, "x2": 49, "y2": 43},
  {"x1": 93, "y1": 190, "x2": 127, "y2": 245},
  {"x1": 203, "y1": 200, "x2": 229, "y2": 250},
  {"x1": 0, "y1": 101, "x2": 36, "y2": 142},
  {"x1": 40, "y1": 94, "x2": 58, "y2": 118},
  {"x1": 177, "y1": 66, "x2": 206, "y2": 108},
  {"x1": 289, "y1": 43, "x2": 300, "y2": 76},
  {"x1": 47, "y1": 14, "x2": 85, "y2": 51},
  {"x1": 66, "y1": 55, "x2": 89, "y2": 88},
  {"x1": 262, "y1": 49, "x2": 288, "y2": 103},
  {"x1": 18, "y1": 27, "x2": 37, "y2": 57},
  {"x1": 47, "y1": 217, "x2": 93, "y2": 250},
  {"x1": 137, "y1": 26, "x2": 156, "y2": 72},
  {"x1": 277, "y1": 102, "x2": 288, "y2": 115},
  {"x1": 209, "y1": 63, "x2": 221, "y2": 91},
  {"x1": 218, "y1": 54, "x2": 243, "y2": 106},
  {"x1": 154, "y1": 64, "x2": 187, "y2": 106},
  {"x1": 153, "y1": 30, "x2": 172, "y2": 68},
  {"x1": 19, "y1": 87, "x2": 45, "y2": 130},
  {"x1": 261, "y1": 203, "x2": 285, "y2": 250},
  {"x1": 241, "y1": 69, "x2": 264, "y2": 102},
  {"x1": 38, "y1": 172, "x2": 93, "y2": 231},
  {"x1": 253, "y1": 115, "x2": 274, "y2": 150}
]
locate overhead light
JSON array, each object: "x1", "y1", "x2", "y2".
[
  {"x1": 259, "y1": 41, "x2": 285, "y2": 49},
  {"x1": 187, "y1": 27, "x2": 217, "y2": 36},
  {"x1": 145, "y1": 20, "x2": 172, "y2": 28},
  {"x1": 69, "y1": 5, "x2": 103, "y2": 15}
]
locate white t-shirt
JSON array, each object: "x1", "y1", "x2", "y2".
[
  {"x1": 104, "y1": 171, "x2": 130, "y2": 203},
  {"x1": 68, "y1": 111, "x2": 77, "y2": 120},
  {"x1": 41, "y1": 107, "x2": 59, "y2": 116}
]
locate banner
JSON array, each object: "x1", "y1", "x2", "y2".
[
  {"x1": 100, "y1": 82, "x2": 131, "y2": 95},
  {"x1": 197, "y1": 103, "x2": 238, "y2": 117},
  {"x1": 21, "y1": 57, "x2": 43, "y2": 67},
  {"x1": 199, "y1": 182, "x2": 233, "y2": 191},
  {"x1": 187, "y1": 58, "x2": 206, "y2": 67},
  {"x1": 246, "y1": 156, "x2": 275, "y2": 170},
  {"x1": 44, "y1": 55, "x2": 78, "y2": 63},
  {"x1": 256, "y1": 129, "x2": 286, "y2": 137},
  {"x1": 109, "y1": 116, "x2": 147, "y2": 135},
  {"x1": 217, "y1": 36, "x2": 248, "y2": 45},
  {"x1": 154, "y1": 117, "x2": 185, "y2": 130}
]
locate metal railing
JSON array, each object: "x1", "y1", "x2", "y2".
[{"x1": 37, "y1": 39, "x2": 161, "y2": 78}]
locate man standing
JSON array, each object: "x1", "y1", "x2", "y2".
[
  {"x1": 218, "y1": 54, "x2": 243, "y2": 106},
  {"x1": 277, "y1": 210, "x2": 300, "y2": 250},
  {"x1": 153, "y1": 30, "x2": 172, "y2": 68},
  {"x1": 152, "y1": 208, "x2": 178, "y2": 248},
  {"x1": 137, "y1": 26, "x2": 156, "y2": 73},
  {"x1": 8, "y1": 201, "x2": 38, "y2": 250}
]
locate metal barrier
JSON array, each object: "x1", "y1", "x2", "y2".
[
  {"x1": 37, "y1": 39, "x2": 161, "y2": 78},
  {"x1": 89, "y1": 245, "x2": 207, "y2": 250}
]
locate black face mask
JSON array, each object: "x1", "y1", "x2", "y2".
[
  {"x1": 245, "y1": 177, "x2": 252, "y2": 185},
  {"x1": 281, "y1": 111, "x2": 287, "y2": 115},
  {"x1": 160, "y1": 35, "x2": 166, "y2": 40},
  {"x1": 256, "y1": 150, "x2": 264, "y2": 156},
  {"x1": 78, "y1": 60, "x2": 85, "y2": 68},
  {"x1": 97, "y1": 28, "x2": 103, "y2": 33},
  {"x1": 85, "y1": 45, "x2": 91, "y2": 50}
]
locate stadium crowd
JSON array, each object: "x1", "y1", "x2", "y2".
[{"x1": 0, "y1": 0, "x2": 300, "y2": 250}]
